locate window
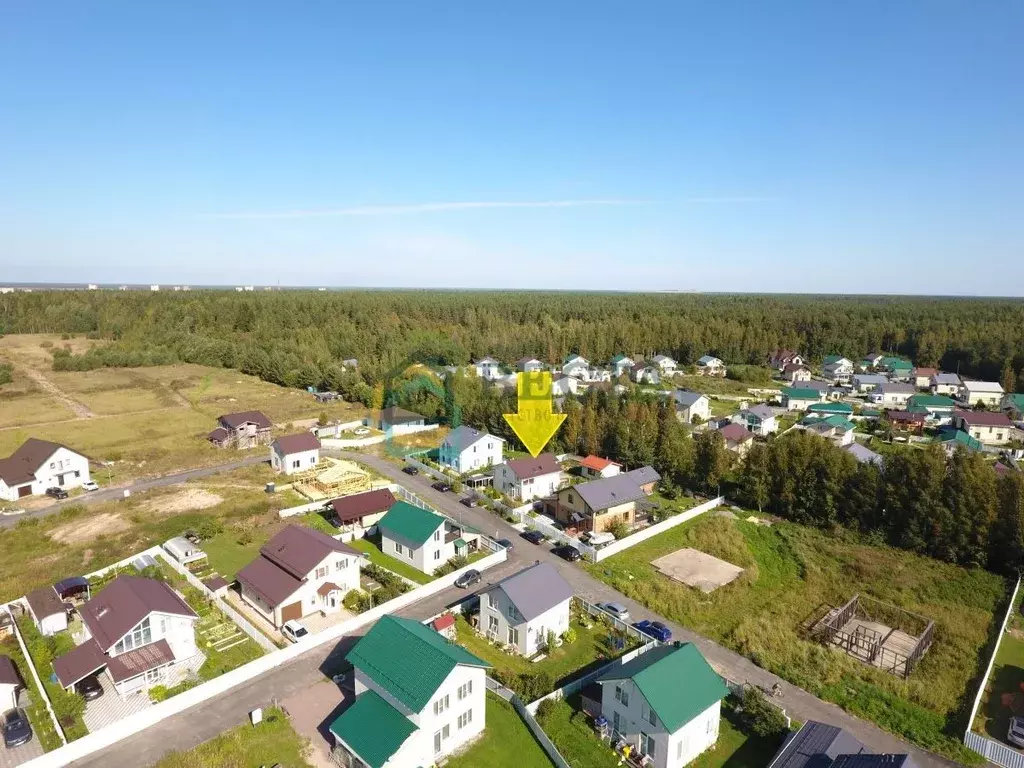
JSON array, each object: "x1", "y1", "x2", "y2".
[
  {"x1": 336, "y1": 559, "x2": 347, "y2": 571},
  {"x1": 434, "y1": 529, "x2": 441, "y2": 542},
  {"x1": 568, "y1": 493, "x2": 575, "y2": 504},
  {"x1": 612, "y1": 711, "x2": 622, "y2": 734},
  {"x1": 49, "y1": 462, "x2": 55, "y2": 469},
  {"x1": 395, "y1": 543, "x2": 404, "y2": 555},
  {"x1": 457, "y1": 680, "x2": 472, "y2": 700},
  {"x1": 640, "y1": 732, "x2": 655, "y2": 758},
  {"x1": 434, "y1": 549, "x2": 441, "y2": 561},
  {"x1": 145, "y1": 667, "x2": 163, "y2": 683},
  {"x1": 457, "y1": 709, "x2": 473, "y2": 729},
  {"x1": 433, "y1": 695, "x2": 450, "y2": 715},
  {"x1": 647, "y1": 706, "x2": 657, "y2": 726},
  {"x1": 614, "y1": 685, "x2": 629, "y2": 707},
  {"x1": 291, "y1": 459, "x2": 300, "y2": 469},
  {"x1": 159, "y1": 618, "x2": 167, "y2": 634},
  {"x1": 507, "y1": 626, "x2": 519, "y2": 645},
  {"x1": 488, "y1": 615, "x2": 499, "y2": 635},
  {"x1": 114, "y1": 617, "x2": 152, "y2": 654}
]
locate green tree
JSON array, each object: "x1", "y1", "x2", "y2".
[{"x1": 741, "y1": 443, "x2": 771, "y2": 513}]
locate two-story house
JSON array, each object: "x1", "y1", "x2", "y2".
[
  {"x1": 551, "y1": 373, "x2": 580, "y2": 398},
  {"x1": 236, "y1": 524, "x2": 363, "y2": 628},
  {"x1": 780, "y1": 387, "x2": 822, "y2": 411},
  {"x1": 597, "y1": 643, "x2": 729, "y2": 768},
  {"x1": 329, "y1": 615, "x2": 490, "y2": 768},
  {"x1": 554, "y1": 474, "x2": 647, "y2": 534},
  {"x1": 207, "y1": 410, "x2": 273, "y2": 449},
  {"x1": 732, "y1": 404, "x2": 778, "y2": 436},
  {"x1": 823, "y1": 356, "x2": 855, "y2": 383},
  {"x1": 800, "y1": 415, "x2": 856, "y2": 447},
  {"x1": 781, "y1": 363, "x2": 812, "y2": 384},
  {"x1": 960, "y1": 380, "x2": 1005, "y2": 408},
  {"x1": 769, "y1": 349, "x2": 804, "y2": 371},
  {"x1": 378, "y1": 502, "x2": 477, "y2": 575},
  {"x1": 674, "y1": 391, "x2": 711, "y2": 423},
  {"x1": 877, "y1": 357, "x2": 913, "y2": 381},
  {"x1": 633, "y1": 363, "x2": 661, "y2": 385},
  {"x1": 516, "y1": 357, "x2": 545, "y2": 373},
  {"x1": 930, "y1": 372, "x2": 961, "y2": 397},
  {"x1": 562, "y1": 354, "x2": 590, "y2": 379},
  {"x1": 869, "y1": 382, "x2": 916, "y2": 408},
  {"x1": 53, "y1": 576, "x2": 199, "y2": 698},
  {"x1": 0, "y1": 438, "x2": 93, "y2": 501},
  {"x1": 438, "y1": 426, "x2": 504, "y2": 474},
  {"x1": 952, "y1": 410, "x2": 1014, "y2": 446},
  {"x1": 696, "y1": 355, "x2": 726, "y2": 377},
  {"x1": 270, "y1": 432, "x2": 321, "y2": 475},
  {"x1": 906, "y1": 394, "x2": 956, "y2": 425},
  {"x1": 579, "y1": 455, "x2": 623, "y2": 479},
  {"x1": 717, "y1": 424, "x2": 754, "y2": 457},
  {"x1": 651, "y1": 355, "x2": 677, "y2": 376},
  {"x1": 611, "y1": 354, "x2": 636, "y2": 379},
  {"x1": 473, "y1": 357, "x2": 502, "y2": 381},
  {"x1": 478, "y1": 562, "x2": 573, "y2": 656},
  {"x1": 494, "y1": 454, "x2": 563, "y2": 502},
  {"x1": 911, "y1": 367, "x2": 937, "y2": 390}
]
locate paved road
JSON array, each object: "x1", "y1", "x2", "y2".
[
  {"x1": 0, "y1": 456, "x2": 269, "y2": 529},
  {"x1": 70, "y1": 450, "x2": 959, "y2": 768}
]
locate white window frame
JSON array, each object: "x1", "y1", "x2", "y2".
[
  {"x1": 433, "y1": 694, "x2": 450, "y2": 716},
  {"x1": 457, "y1": 680, "x2": 472, "y2": 700},
  {"x1": 395, "y1": 542, "x2": 403, "y2": 556},
  {"x1": 458, "y1": 709, "x2": 473, "y2": 729},
  {"x1": 614, "y1": 684, "x2": 629, "y2": 707}
]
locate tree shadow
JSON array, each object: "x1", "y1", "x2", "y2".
[{"x1": 981, "y1": 663, "x2": 1024, "y2": 740}]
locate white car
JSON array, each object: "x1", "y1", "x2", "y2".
[
  {"x1": 81, "y1": 481, "x2": 100, "y2": 492},
  {"x1": 353, "y1": 427, "x2": 370, "y2": 436},
  {"x1": 281, "y1": 619, "x2": 310, "y2": 643},
  {"x1": 1008, "y1": 716, "x2": 1024, "y2": 748}
]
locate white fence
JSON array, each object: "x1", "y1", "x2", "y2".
[
  {"x1": 22, "y1": 548, "x2": 509, "y2": 768},
  {"x1": 5, "y1": 605, "x2": 67, "y2": 746},
  {"x1": 590, "y1": 496, "x2": 724, "y2": 561},
  {"x1": 321, "y1": 435, "x2": 386, "y2": 449},
  {"x1": 278, "y1": 499, "x2": 329, "y2": 518},
  {"x1": 388, "y1": 423, "x2": 439, "y2": 437}
]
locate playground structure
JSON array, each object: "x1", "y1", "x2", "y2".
[
  {"x1": 810, "y1": 593, "x2": 935, "y2": 678},
  {"x1": 292, "y1": 457, "x2": 375, "y2": 501}
]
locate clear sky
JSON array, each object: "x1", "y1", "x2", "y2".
[{"x1": 2, "y1": 2, "x2": 1022, "y2": 293}]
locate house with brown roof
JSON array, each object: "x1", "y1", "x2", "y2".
[
  {"x1": 25, "y1": 585, "x2": 69, "y2": 636},
  {"x1": 579, "y1": 455, "x2": 622, "y2": 480},
  {"x1": 912, "y1": 367, "x2": 938, "y2": 389},
  {"x1": 329, "y1": 488, "x2": 397, "y2": 530},
  {"x1": 207, "y1": 410, "x2": 273, "y2": 449},
  {"x1": 270, "y1": 432, "x2": 321, "y2": 475},
  {"x1": 236, "y1": 524, "x2": 363, "y2": 628},
  {"x1": 377, "y1": 406, "x2": 426, "y2": 434},
  {"x1": 782, "y1": 363, "x2": 812, "y2": 384},
  {"x1": 952, "y1": 409, "x2": 1015, "y2": 446},
  {"x1": 52, "y1": 575, "x2": 200, "y2": 698},
  {"x1": 494, "y1": 453, "x2": 564, "y2": 502},
  {"x1": 0, "y1": 438, "x2": 93, "y2": 501},
  {"x1": 769, "y1": 349, "x2": 804, "y2": 371},
  {"x1": 718, "y1": 423, "x2": 755, "y2": 457}
]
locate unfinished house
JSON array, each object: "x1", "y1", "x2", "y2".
[{"x1": 207, "y1": 411, "x2": 273, "y2": 449}]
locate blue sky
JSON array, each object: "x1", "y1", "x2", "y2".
[{"x1": 1, "y1": 1, "x2": 1022, "y2": 293}]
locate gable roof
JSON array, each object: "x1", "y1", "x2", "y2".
[
  {"x1": 938, "y1": 429, "x2": 983, "y2": 451},
  {"x1": 879, "y1": 357, "x2": 912, "y2": 370},
  {"x1": 598, "y1": 644, "x2": 728, "y2": 732},
  {"x1": 504, "y1": 453, "x2": 561, "y2": 481},
  {"x1": 908, "y1": 394, "x2": 955, "y2": 409},
  {"x1": 443, "y1": 425, "x2": 504, "y2": 454},
  {"x1": 378, "y1": 502, "x2": 446, "y2": 547},
  {"x1": 379, "y1": 406, "x2": 424, "y2": 425},
  {"x1": 824, "y1": 355, "x2": 851, "y2": 366},
  {"x1": 218, "y1": 410, "x2": 272, "y2": 429},
  {"x1": 719, "y1": 423, "x2": 753, "y2": 443},
  {"x1": 80, "y1": 576, "x2": 197, "y2": 651},
  {"x1": 782, "y1": 387, "x2": 820, "y2": 401},
  {"x1": 490, "y1": 562, "x2": 573, "y2": 622},
  {"x1": 626, "y1": 466, "x2": 661, "y2": 485},
  {"x1": 0, "y1": 438, "x2": 91, "y2": 487},
  {"x1": 347, "y1": 615, "x2": 489, "y2": 713},
  {"x1": 954, "y1": 409, "x2": 1013, "y2": 427},
  {"x1": 912, "y1": 367, "x2": 937, "y2": 377},
  {"x1": 853, "y1": 374, "x2": 888, "y2": 385},
  {"x1": 783, "y1": 362, "x2": 809, "y2": 373},
  {"x1": 886, "y1": 410, "x2": 927, "y2": 424},
  {"x1": 845, "y1": 442, "x2": 882, "y2": 465},
  {"x1": 807, "y1": 402, "x2": 853, "y2": 415},
  {"x1": 26, "y1": 585, "x2": 65, "y2": 621},
  {"x1": 931, "y1": 373, "x2": 961, "y2": 385},
  {"x1": 610, "y1": 354, "x2": 633, "y2": 364},
  {"x1": 572, "y1": 474, "x2": 646, "y2": 512},
  {"x1": 697, "y1": 355, "x2": 722, "y2": 366},
  {"x1": 580, "y1": 455, "x2": 620, "y2": 472},
  {"x1": 329, "y1": 689, "x2": 418, "y2": 768},
  {"x1": 52, "y1": 639, "x2": 108, "y2": 688},
  {"x1": 474, "y1": 356, "x2": 499, "y2": 365},
  {"x1": 769, "y1": 721, "x2": 869, "y2": 768},
  {"x1": 745, "y1": 404, "x2": 777, "y2": 421},
  {"x1": 0, "y1": 655, "x2": 21, "y2": 687},
  {"x1": 331, "y1": 489, "x2": 398, "y2": 523},
  {"x1": 791, "y1": 380, "x2": 829, "y2": 393},
  {"x1": 674, "y1": 390, "x2": 707, "y2": 408},
  {"x1": 260, "y1": 524, "x2": 359, "y2": 579},
  {"x1": 961, "y1": 380, "x2": 1004, "y2": 394},
  {"x1": 273, "y1": 432, "x2": 320, "y2": 455},
  {"x1": 878, "y1": 383, "x2": 915, "y2": 395}
]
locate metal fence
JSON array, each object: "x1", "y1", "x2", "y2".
[
  {"x1": 485, "y1": 677, "x2": 571, "y2": 768},
  {"x1": 965, "y1": 732, "x2": 1024, "y2": 768}
]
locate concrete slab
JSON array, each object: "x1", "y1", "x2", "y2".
[{"x1": 651, "y1": 548, "x2": 744, "y2": 593}]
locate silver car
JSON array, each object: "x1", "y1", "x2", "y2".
[
  {"x1": 1008, "y1": 716, "x2": 1024, "y2": 748},
  {"x1": 597, "y1": 602, "x2": 630, "y2": 621}
]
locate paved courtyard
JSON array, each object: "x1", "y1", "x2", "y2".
[{"x1": 0, "y1": 690, "x2": 45, "y2": 768}]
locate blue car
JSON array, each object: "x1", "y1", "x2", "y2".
[{"x1": 632, "y1": 619, "x2": 672, "y2": 643}]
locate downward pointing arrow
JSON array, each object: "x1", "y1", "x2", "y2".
[{"x1": 503, "y1": 371, "x2": 566, "y2": 458}]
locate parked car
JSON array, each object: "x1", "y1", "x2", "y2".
[
  {"x1": 521, "y1": 530, "x2": 545, "y2": 545},
  {"x1": 597, "y1": 602, "x2": 630, "y2": 621},
  {"x1": 76, "y1": 675, "x2": 104, "y2": 701},
  {"x1": 281, "y1": 620, "x2": 310, "y2": 643},
  {"x1": 2, "y1": 708, "x2": 32, "y2": 749},
  {"x1": 459, "y1": 496, "x2": 478, "y2": 508},
  {"x1": 553, "y1": 545, "x2": 581, "y2": 562},
  {"x1": 431, "y1": 481, "x2": 452, "y2": 492},
  {"x1": 454, "y1": 569, "x2": 481, "y2": 589},
  {"x1": 496, "y1": 538, "x2": 514, "y2": 553},
  {"x1": 402, "y1": 465, "x2": 419, "y2": 475},
  {"x1": 353, "y1": 427, "x2": 370, "y2": 436},
  {"x1": 45, "y1": 487, "x2": 69, "y2": 500},
  {"x1": 632, "y1": 619, "x2": 672, "y2": 643},
  {"x1": 1009, "y1": 716, "x2": 1024, "y2": 748},
  {"x1": 81, "y1": 480, "x2": 100, "y2": 492}
]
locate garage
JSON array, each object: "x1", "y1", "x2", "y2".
[{"x1": 280, "y1": 601, "x2": 303, "y2": 623}]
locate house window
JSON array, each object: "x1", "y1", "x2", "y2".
[
  {"x1": 145, "y1": 667, "x2": 163, "y2": 683},
  {"x1": 612, "y1": 711, "x2": 622, "y2": 734},
  {"x1": 614, "y1": 685, "x2": 629, "y2": 707},
  {"x1": 457, "y1": 680, "x2": 472, "y2": 700},
  {"x1": 433, "y1": 694, "x2": 450, "y2": 715},
  {"x1": 488, "y1": 615, "x2": 499, "y2": 635},
  {"x1": 434, "y1": 530, "x2": 441, "y2": 542},
  {"x1": 115, "y1": 617, "x2": 152, "y2": 654},
  {"x1": 458, "y1": 709, "x2": 473, "y2": 729},
  {"x1": 336, "y1": 559, "x2": 347, "y2": 571},
  {"x1": 679, "y1": 741, "x2": 684, "y2": 759},
  {"x1": 160, "y1": 618, "x2": 167, "y2": 634},
  {"x1": 395, "y1": 543, "x2": 404, "y2": 555},
  {"x1": 434, "y1": 550, "x2": 441, "y2": 561},
  {"x1": 640, "y1": 732, "x2": 655, "y2": 758},
  {"x1": 291, "y1": 460, "x2": 300, "y2": 469},
  {"x1": 316, "y1": 566, "x2": 328, "y2": 579},
  {"x1": 568, "y1": 493, "x2": 574, "y2": 504},
  {"x1": 49, "y1": 462, "x2": 55, "y2": 469},
  {"x1": 647, "y1": 706, "x2": 657, "y2": 726},
  {"x1": 508, "y1": 626, "x2": 519, "y2": 645}
]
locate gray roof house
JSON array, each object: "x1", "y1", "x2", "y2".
[
  {"x1": 844, "y1": 443, "x2": 883, "y2": 466},
  {"x1": 575, "y1": 475, "x2": 647, "y2": 511},
  {"x1": 479, "y1": 562, "x2": 574, "y2": 655},
  {"x1": 625, "y1": 466, "x2": 661, "y2": 492},
  {"x1": 439, "y1": 426, "x2": 504, "y2": 474},
  {"x1": 768, "y1": 721, "x2": 915, "y2": 768}
]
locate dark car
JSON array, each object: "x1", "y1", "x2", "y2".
[
  {"x1": 3, "y1": 708, "x2": 32, "y2": 749},
  {"x1": 496, "y1": 538, "x2": 514, "y2": 553},
  {"x1": 454, "y1": 569, "x2": 481, "y2": 589},
  {"x1": 45, "y1": 487, "x2": 69, "y2": 500},
  {"x1": 632, "y1": 619, "x2": 672, "y2": 643},
  {"x1": 521, "y1": 530, "x2": 545, "y2": 545},
  {"x1": 402, "y1": 465, "x2": 419, "y2": 475},
  {"x1": 553, "y1": 544, "x2": 582, "y2": 562},
  {"x1": 459, "y1": 496, "x2": 478, "y2": 508},
  {"x1": 431, "y1": 481, "x2": 452, "y2": 492},
  {"x1": 76, "y1": 675, "x2": 104, "y2": 701}
]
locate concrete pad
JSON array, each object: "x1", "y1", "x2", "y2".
[{"x1": 651, "y1": 548, "x2": 744, "y2": 593}]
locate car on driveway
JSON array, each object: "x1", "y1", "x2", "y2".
[
  {"x1": 402, "y1": 465, "x2": 419, "y2": 475},
  {"x1": 597, "y1": 602, "x2": 630, "y2": 621},
  {"x1": 2, "y1": 708, "x2": 32, "y2": 748},
  {"x1": 1009, "y1": 715, "x2": 1024, "y2": 748},
  {"x1": 431, "y1": 481, "x2": 452, "y2": 492},
  {"x1": 552, "y1": 545, "x2": 581, "y2": 562},
  {"x1": 76, "y1": 675, "x2": 104, "y2": 701},
  {"x1": 45, "y1": 487, "x2": 69, "y2": 500},
  {"x1": 496, "y1": 538, "x2": 514, "y2": 553},
  {"x1": 632, "y1": 619, "x2": 672, "y2": 643},
  {"x1": 521, "y1": 530, "x2": 545, "y2": 545},
  {"x1": 81, "y1": 480, "x2": 100, "y2": 492},
  {"x1": 454, "y1": 570, "x2": 481, "y2": 589},
  {"x1": 281, "y1": 620, "x2": 310, "y2": 643}
]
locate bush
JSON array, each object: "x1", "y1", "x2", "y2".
[
  {"x1": 739, "y1": 687, "x2": 788, "y2": 738},
  {"x1": 195, "y1": 517, "x2": 224, "y2": 540},
  {"x1": 237, "y1": 530, "x2": 254, "y2": 546},
  {"x1": 343, "y1": 590, "x2": 373, "y2": 613},
  {"x1": 434, "y1": 555, "x2": 469, "y2": 577},
  {"x1": 535, "y1": 698, "x2": 557, "y2": 720},
  {"x1": 0, "y1": 362, "x2": 12, "y2": 386},
  {"x1": 148, "y1": 679, "x2": 198, "y2": 702},
  {"x1": 608, "y1": 520, "x2": 630, "y2": 540},
  {"x1": 561, "y1": 627, "x2": 577, "y2": 645}
]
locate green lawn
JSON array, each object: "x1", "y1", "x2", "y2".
[
  {"x1": 0, "y1": 638, "x2": 63, "y2": 751},
  {"x1": 973, "y1": 619, "x2": 1024, "y2": 741},
  {"x1": 445, "y1": 693, "x2": 554, "y2": 768},
  {"x1": 690, "y1": 703, "x2": 788, "y2": 768},
  {"x1": 348, "y1": 536, "x2": 434, "y2": 585},
  {"x1": 154, "y1": 707, "x2": 314, "y2": 768},
  {"x1": 201, "y1": 530, "x2": 269, "y2": 579},
  {"x1": 584, "y1": 514, "x2": 1002, "y2": 763}
]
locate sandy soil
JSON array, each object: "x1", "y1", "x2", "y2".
[
  {"x1": 50, "y1": 512, "x2": 128, "y2": 544},
  {"x1": 143, "y1": 488, "x2": 224, "y2": 515}
]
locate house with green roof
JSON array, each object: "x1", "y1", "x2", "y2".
[
  {"x1": 377, "y1": 501, "x2": 477, "y2": 575},
  {"x1": 907, "y1": 394, "x2": 956, "y2": 424},
  {"x1": 330, "y1": 615, "x2": 490, "y2": 768},
  {"x1": 610, "y1": 354, "x2": 635, "y2": 378},
  {"x1": 877, "y1": 357, "x2": 913, "y2": 380},
  {"x1": 597, "y1": 643, "x2": 729, "y2": 768},
  {"x1": 799, "y1": 414, "x2": 856, "y2": 447},
  {"x1": 780, "y1": 386, "x2": 823, "y2": 412},
  {"x1": 1004, "y1": 393, "x2": 1024, "y2": 421},
  {"x1": 806, "y1": 401, "x2": 853, "y2": 417},
  {"x1": 937, "y1": 428, "x2": 983, "y2": 455}
]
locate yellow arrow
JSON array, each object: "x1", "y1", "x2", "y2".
[{"x1": 502, "y1": 371, "x2": 567, "y2": 458}]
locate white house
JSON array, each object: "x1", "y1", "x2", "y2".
[
  {"x1": 439, "y1": 426, "x2": 504, "y2": 474},
  {"x1": 769, "y1": 349, "x2": 804, "y2": 371},
  {"x1": 912, "y1": 367, "x2": 938, "y2": 389},
  {"x1": 597, "y1": 643, "x2": 729, "y2": 768},
  {"x1": 516, "y1": 357, "x2": 545, "y2": 373},
  {"x1": 473, "y1": 357, "x2": 502, "y2": 381},
  {"x1": 0, "y1": 438, "x2": 92, "y2": 501},
  {"x1": 782, "y1": 363, "x2": 812, "y2": 384},
  {"x1": 674, "y1": 390, "x2": 711, "y2": 423},
  {"x1": 852, "y1": 374, "x2": 888, "y2": 394},
  {"x1": 696, "y1": 355, "x2": 726, "y2": 377},
  {"x1": 237, "y1": 524, "x2": 363, "y2": 627},
  {"x1": 732, "y1": 404, "x2": 778, "y2": 436},
  {"x1": 562, "y1": 354, "x2": 590, "y2": 379},
  {"x1": 478, "y1": 562, "x2": 573, "y2": 657},
  {"x1": 930, "y1": 373, "x2": 962, "y2": 397},
  {"x1": 0, "y1": 656, "x2": 21, "y2": 713},
  {"x1": 952, "y1": 410, "x2": 1014, "y2": 446},
  {"x1": 611, "y1": 355, "x2": 635, "y2": 378},
  {"x1": 781, "y1": 387, "x2": 821, "y2": 411},
  {"x1": 869, "y1": 383, "x2": 916, "y2": 408},
  {"x1": 25, "y1": 585, "x2": 69, "y2": 637},
  {"x1": 551, "y1": 373, "x2": 580, "y2": 398},
  {"x1": 960, "y1": 380, "x2": 1005, "y2": 408},
  {"x1": 633, "y1": 363, "x2": 662, "y2": 385},
  {"x1": 378, "y1": 502, "x2": 477, "y2": 575},
  {"x1": 329, "y1": 615, "x2": 489, "y2": 768},
  {"x1": 53, "y1": 575, "x2": 200, "y2": 698},
  {"x1": 270, "y1": 432, "x2": 321, "y2": 475},
  {"x1": 823, "y1": 356, "x2": 855, "y2": 383},
  {"x1": 579, "y1": 455, "x2": 623, "y2": 479},
  {"x1": 652, "y1": 355, "x2": 677, "y2": 376},
  {"x1": 494, "y1": 453, "x2": 563, "y2": 502}
]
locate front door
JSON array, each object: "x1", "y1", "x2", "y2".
[
  {"x1": 57, "y1": 474, "x2": 65, "y2": 487},
  {"x1": 329, "y1": 593, "x2": 338, "y2": 609}
]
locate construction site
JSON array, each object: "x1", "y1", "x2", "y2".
[{"x1": 289, "y1": 457, "x2": 380, "y2": 501}]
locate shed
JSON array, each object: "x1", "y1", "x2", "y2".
[
  {"x1": 0, "y1": 655, "x2": 22, "y2": 711},
  {"x1": 163, "y1": 536, "x2": 208, "y2": 565},
  {"x1": 25, "y1": 585, "x2": 69, "y2": 637}
]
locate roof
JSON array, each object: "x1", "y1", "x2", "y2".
[
  {"x1": 580, "y1": 455, "x2": 619, "y2": 472},
  {"x1": 379, "y1": 406, "x2": 424, "y2": 425},
  {"x1": 879, "y1": 357, "x2": 912, "y2": 370},
  {"x1": 962, "y1": 380, "x2": 1004, "y2": 393},
  {"x1": 1006, "y1": 393, "x2": 1024, "y2": 411},
  {"x1": 745, "y1": 404, "x2": 776, "y2": 421},
  {"x1": 845, "y1": 443, "x2": 882, "y2": 465},
  {"x1": 807, "y1": 402, "x2": 853, "y2": 415},
  {"x1": 328, "y1": 689, "x2": 418, "y2": 768},
  {"x1": 674, "y1": 390, "x2": 707, "y2": 408},
  {"x1": 236, "y1": 555, "x2": 303, "y2": 607},
  {"x1": 316, "y1": 582, "x2": 341, "y2": 597},
  {"x1": 932, "y1": 373, "x2": 961, "y2": 385},
  {"x1": 782, "y1": 387, "x2": 820, "y2": 400},
  {"x1": 206, "y1": 426, "x2": 229, "y2": 442},
  {"x1": 273, "y1": 432, "x2": 321, "y2": 454},
  {"x1": 26, "y1": 585, "x2": 65, "y2": 621},
  {"x1": 0, "y1": 438, "x2": 90, "y2": 487},
  {"x1": 504, "y1": 453, "x2": 561, "y2": 481},
  {"x1": 53, "y1": 639, "x2": 108, "y2": 688},
  {"x1": 378, "y1": 502, "x2": 446, "y2": 547},
  {"x1": 572, "y1": 474, "x2": 646, "y2": 512},
  {"x1": 80, "y1": 576, "x2": 197, "y2": 651},
  {"x1": 907, "y1": 394, "x2": 955, "y2": 408},
  {"x1": 598, "y1": 644, "x2": 728, "y2": 732},
  {"x1": 938, "y1": 429, "x2": 983, "y2": 451},
  {"x1": 824, "y1": 355, "x2": 850, "y2": 365},
  {"x1": 106, "y1": 639, "x2": 175, "y2": 683},
  {"x1": 203, "y1": 575, "x2": 229, "y2": 592},
  {"x1": 626, "y1": 466, "x2": 661, "y2": 485},
  {"x1": 783, "y1": 363, "x2": 809, "y2": 373},
  {"x1": 0, "y1": 655, "x2": 20, "y2": 687},
  {"x1": 791, "y1": 380, "x2": 829, "y2": 393},
  {"x1": 217, "y1": 410, "x2": 272, "y2": 429},
  {"x1": 331, "y1": 488, "x2": 398, "y2": 523},
  {"x1": 768, "y1": 721, "x2": 869, "y2": 768},
  {"x1": 719, "y1": 423, "x2": 753, "y2": 443},
  {"x1": 886, "y1": 410, "x2": 927, "y2": 424},
  {"x1": 347, "y1": 615, "x2": 489, "y2": 713},
  {"x1": 432, "y1": 614, "x2": 456, "y2": 631},
  {"x1": 259, "y1": 525, "x2": 359, "y2": 580},
  {"x1": 443, "y1": 425, "x2": 504, "y2": 454},
  {"x1": 877, "y1": 382, "x2": 915, "y2": 394},
  {"x1": 853, "y1": 374, "x2": 888, "y2": 384},
  {"x1": 490, "y1": 562, "x2": 573, "y2": 622},
  {"x1": 610, "y1": 354, "x2": 633, "y2": 364},
  {"x1": 955, "y1": 409, "x2": 1013, "y2": 427},
  {"x1": 697, "y1": 355, "x2": 722, "y2": 365},
  {"x1": 912, "y1": 367, "x2": 937, "y2": 376},
  {"x1": 163, "y1": 536, "x2": 204, "y2": 561}
]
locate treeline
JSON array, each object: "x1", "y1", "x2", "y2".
[{"x1": 2, "y1": 290, "x2": 1024, "y2": 388}]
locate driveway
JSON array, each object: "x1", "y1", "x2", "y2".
[
  {"x1": 281, "y1": 680, "x2": 350, "y2": 768},
  {"x1": 0, "y1": 692, "x2": 45, "y2": 768}
]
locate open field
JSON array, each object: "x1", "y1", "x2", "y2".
[
  {"x1": 444, "y1": 692, "x2": 554, "y2": 768},
  {"x1": 585, "y1": 514, "x2": 1006, "y2": 761}
]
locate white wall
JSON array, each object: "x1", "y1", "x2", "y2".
[
  {"x1": 240, "y1": 550, "x2": 361, "y2": 626},
  {"x1": 272, "y1": 447, "x2": 319, "y2": 475},
  {"x1": 382, "y1": 522, "x2": 453, "y2": 575},
  {"x1": 1, "y1": 447, "x2": 91, "y2": 500},
  {"x1": 494, "y1": 466, "x2": 562, "y2": 503},
  {"x1": 593, "y1": 497, "x2": 724, "y2": 562}
]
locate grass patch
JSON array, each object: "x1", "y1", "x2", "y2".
[
  {"x1": 201, "y1": 530, "x2": 270, "y2": 580},
  {"x1": 535, "y1": 696, "x2": 619, "y2": 768},
  {"x1": 444, "y1": 692, "x2": 554, "y2": 768},
  {"x1": 584, "y1": 514, "x2": 1001, "y2": 763},
  {"x1": 0, "y1": 637, "x2": 63, "y2": 752},
  {"x1": 348, "y1": 536, "x2": 434, "y2": 585},
  {"x1": 153, "y1": 706, "x2": 313, "y2": 768},
  {"x1": 973, "y1": 627, "x2": 1024, "y2": 742},
  {"x1": 15, "y1": 615, "x2": 88, "y2": 741}
]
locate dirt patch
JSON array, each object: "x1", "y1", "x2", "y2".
[
  {"x1": 144, "y1": 488, "x2": 224, "y2": 516},
  {"x1": 50, "y1": 512, "x2": 128, "y2": 545}
]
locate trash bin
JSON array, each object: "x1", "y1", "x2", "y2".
[{"x1": 265, "y1": 482, "x2": 276, "y2": 494}]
